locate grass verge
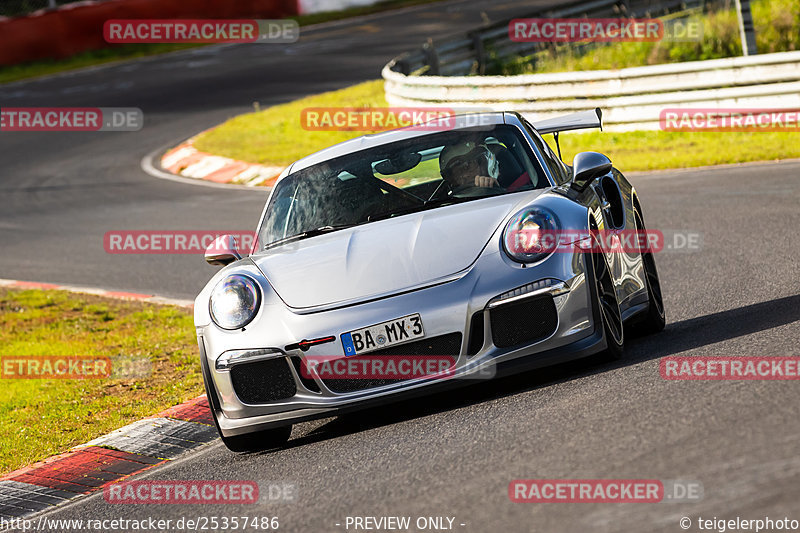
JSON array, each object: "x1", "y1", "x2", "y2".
[
  {"x1": 0, "y1": 288, "x2": 200, "y2": 476},
  {"x1": 0, "y1": 0, "x2": 444, "y2": 85},
  {"x1": 192, "y1": 79, "x2": 800, "y2": 173},
  {"x1": 193, "y1": 79, "x2": 388, "y2": 166},
  {"x1": 495, "y1": 0, "x2": 800, "y2": 74},
  {"x1": 543, "y1": 129, "x2": 800, "y2": 172}
]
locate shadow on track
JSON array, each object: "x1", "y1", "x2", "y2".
[{"x1": 250, "y1": 293, "x2": 800, "y2": 454}]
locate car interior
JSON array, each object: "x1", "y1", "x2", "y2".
[{"x1": 259, "y1": 126, "x2": 547, "y2": 246}]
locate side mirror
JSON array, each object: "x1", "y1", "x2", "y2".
[
  {"x1": 571, "y1": 151, "x2": 612, "y2": 191},
  {"x1": 205, "y1": 235, "x2": 242, "y2": 266}
]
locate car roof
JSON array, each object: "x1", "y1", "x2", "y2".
[{"x1": 285, "y1": 111, "x2": 512, "y2": 176}]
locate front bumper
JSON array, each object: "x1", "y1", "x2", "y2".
[{"x1": 199, "y1": 248, "x2": 602, "y2": 437}]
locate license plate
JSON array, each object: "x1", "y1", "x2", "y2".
[{"x1": 341, "y1": 314, "x2": 425, "y2": 356}]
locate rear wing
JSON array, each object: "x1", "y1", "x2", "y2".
[
  {"x1": 531, "y1": 108, "x2": 603, "y2": 135},
  {"x1": 530, "y1": 108, "x2": 603, "y2": 160}
]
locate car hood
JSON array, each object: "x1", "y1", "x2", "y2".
[{"x1": 252, "y1": 192, "x2": 541, "y2": 309}]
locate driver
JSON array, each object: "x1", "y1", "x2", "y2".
[{"x1": 439, "y1": 141, "x2": 501, "y2": 194}]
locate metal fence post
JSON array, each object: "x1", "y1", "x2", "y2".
[
  {"x1": 734, "y1": 0, "x2": 758, "y2": 55},
  {"x1": 423, "y1": 39, "x2": 440, "y2": 76},
  {"x1": 470, "y1": 32, "x2": 486, "y2": 75}
]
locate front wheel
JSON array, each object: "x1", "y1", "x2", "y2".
[
  {"x1": 591, "y1": 244, "x2": 624, "y2": 360},
  {"x1": 631, "y1": 209, "x2": 666, "y2": 335},
  {"x1": 202, "y1": 361, "x2": 292, "y2": 453}
]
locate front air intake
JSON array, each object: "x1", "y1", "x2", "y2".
[
  {"x1": 489, "y1": 296, "x2": 558, "y2": 348},
  {"x1": 230, "y1": 357, "x2": 297, "y2": 404}
]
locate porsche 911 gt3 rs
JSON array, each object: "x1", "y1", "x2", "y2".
[{"x1": 194, "y1": 109, "x2": 665, "y2": 452}]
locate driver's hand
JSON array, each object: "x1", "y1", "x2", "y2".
[{"x1": 474, "y1": 175, "x2": 499, "y2": 188}]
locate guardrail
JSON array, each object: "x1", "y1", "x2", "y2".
[
  {"x1": 390, "y1": 0, "x2": 697, "y2": 77},
  {"x1": 383, "y1": 50, "x2": 800, "y2": 130}
]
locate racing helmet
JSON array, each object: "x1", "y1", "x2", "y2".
[{"x1": 439, "y1": 141, "x2": 500, "y2": 181}]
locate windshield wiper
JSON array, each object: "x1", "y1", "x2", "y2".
[
  {"x1": 264, "y1": 224, "x2": 358, "y2": 250},
  {"x1": 366, "y1": 196, "x2": 477, "y2": 222},
  {"x1": 367, "y1": 206, "x2": 426, "y2": 222},
  {"x1": 425, "y1": 196, "x2": 479, "y2": 207}
]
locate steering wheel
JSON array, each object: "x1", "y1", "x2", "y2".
[
  {"x1": 426, "y1": 181, "x2": 450, "y2": 202},
  {"x1": 373, "y1": 178, "x2": 424, "y2": 206}
]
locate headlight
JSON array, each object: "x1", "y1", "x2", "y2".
[
  {"x1": 209, "y1": 274, "x2": 261, "y2": 330},
  {"x1": 502, "y1": 207, "x2": 560, "y2": 263}
]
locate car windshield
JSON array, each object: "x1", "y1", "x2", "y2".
[{"x1": 258, "y1": 124, "x2": 547, "y2": 249}]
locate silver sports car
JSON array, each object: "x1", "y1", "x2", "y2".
[{"x1": 194, "y1": 110, "x2": 665, "y2": 452}]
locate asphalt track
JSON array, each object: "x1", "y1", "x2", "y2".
[
  {"x1": 2, "y1": 0, "x2": 799, "y2": 532},
  {"x1": 0, "y1": 0, "x2": 559, "y2": 299}
]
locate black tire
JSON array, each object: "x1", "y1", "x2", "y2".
[
  {"x1": 591, "y1": 240, "x2": 624, "y2": 360},
  {"x1": 201, "y1": 358, "x2": 292, "y2": 453},
  {"x1": 632, "y1": 209, "x2": 666, "y2": 335},
  {"x1": 220, "y1": 425, "x2": 292, "y2": 453}
]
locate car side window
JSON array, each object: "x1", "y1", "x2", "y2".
[
  {"x1": 522, "y1": 119, "x2": 571, "y2": 185},
  {"x1": 541, "y1": 139, "x2": 571, "y2": 185}
]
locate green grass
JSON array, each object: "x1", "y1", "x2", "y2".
[
  {"x1": 0, "y1": 288, "x2": 201, "y2": 475},
  {"x1": 193, "y1": 79, "x2": 388, "y2": 166},
  {"x1": 193, "y1": 79, "x2": 800, "y2": 174},
  {"x1": 494, "y1": 0, "x2": 800, "y2": 74},
  {"x1": 543, "y1": 129, "x2": 800, "y2": 172},
  {"x1": 0, "y1": 0, "x2": 445, "y2": 85}
]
